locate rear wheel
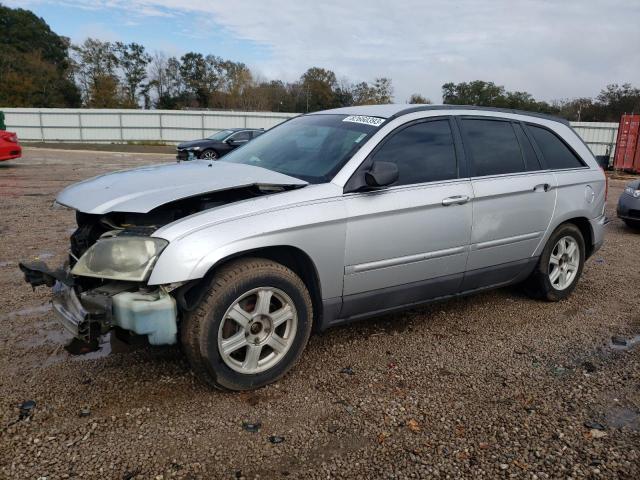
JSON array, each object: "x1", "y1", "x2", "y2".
[
  {"x1": 525, "y1": 223, "x2": 585, "y2": 301},
  {"x1": 199, "y1": 149, "x2": 218, "y2": 160},
  {"x1": 181, "y1": 258, "x2": 313, "y2": 390}
]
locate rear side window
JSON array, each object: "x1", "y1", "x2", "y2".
[
  {"x1": 461, "y1": 119, "x2": 525, "y2": 176},
  {"x1": 528, "y1": 125, "x2": 584, "y2": 169},
  {"x1": 371, "y1": 119, "x2": 457, "y2": 186}
]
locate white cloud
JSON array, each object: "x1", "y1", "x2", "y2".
[{"x1": 11, "y1": 0, "x2": 640, "y2": 102}]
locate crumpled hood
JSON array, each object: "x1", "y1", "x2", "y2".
[{"x1": 56, "y1": 160, "x2": 307, "y2": 214}]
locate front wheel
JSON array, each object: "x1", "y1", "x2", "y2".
[
  {"x1": 181, "y1": 258, "x2": 313, "y2": 390},
  {"x1": 525, "y1": 223, "x2": 585, "y2": 301},
  {"x1": 199, "y1": 149, "x2": 218, "y2": 160}
]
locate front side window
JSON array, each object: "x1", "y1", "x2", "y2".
[
  {"x1": 527, "y1": 125, "x2": 584, "y2": 169},
  {"x1": 221, "y1": 114, "x2": 380, "y2": 183},
  {"x1": 461, "y1": 119, "x2": 525, "y2": 176},
  {"x1": 370, "y1": 119, "x2": 457, "y2": 186}
]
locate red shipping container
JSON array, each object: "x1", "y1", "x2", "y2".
[{"x1": 614, "y1": 114, "x2": 640, "y2": 172}]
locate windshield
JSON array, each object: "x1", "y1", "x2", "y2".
[
  {"x1": 207, "y1": 130, "x2": 233, "y2": 141},
  {"x1": 220, "y1": 114, "x2": 381, "y2": 183}
]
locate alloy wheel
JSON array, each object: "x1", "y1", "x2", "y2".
[
  {"x1": 217, "y1": 287, "x2": 297, "y2": 374},
  {"x1": 548, "y1": 235, "x2": 580, "y2": 290}
]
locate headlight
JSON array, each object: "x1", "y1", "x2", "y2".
[
  {"x1": 190, "y1": 146, "x2": 201, "y2": 151},
  {"x1": 625, "y1": 186, "x2": 640, "y2": 198},
  {"x1": 72, "y1": 237, "x2": 168, "y2": 282}
]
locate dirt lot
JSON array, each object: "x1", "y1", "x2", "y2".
[{"x1": 1, "y1": 148, "x2": 639, "y2": 479}]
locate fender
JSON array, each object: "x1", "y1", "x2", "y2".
[{"x1": 148, "y1": 184, "x2": 348, "y2": 300}]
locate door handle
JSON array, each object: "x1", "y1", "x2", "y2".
[
  {"x1": 533, "y1": 183, "x2": 551, "y2": 192},
  {"x1": 442, "y1": 195, "x2": 470, "y2": 206}
]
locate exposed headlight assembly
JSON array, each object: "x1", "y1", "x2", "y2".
[
  {"x1": 625, "y1": 186, "x2": 640, "y2": 198},
  {"x1": 71, "y1": 237, "x2": 168, "y2": 282}
]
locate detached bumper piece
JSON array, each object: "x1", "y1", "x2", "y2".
[
  {"x1": 52, "y1": 281, "x2": 94, "y2": 342},
  {"x1": 19, "y1": 262, "x2": 178, "y2": 346}
]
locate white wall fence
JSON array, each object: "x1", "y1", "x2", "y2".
[
  {"x1": 2, "y1": 108, "x2": 619, "y2": 160},
  {"x1": 2, "y1": 108, "x2": 298, "y2": 144},
  {"x1": 570, "y1": 122, "x2": 619, "y2": 160}
]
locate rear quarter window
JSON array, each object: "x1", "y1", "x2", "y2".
[{"x1": 527, "y1": 125, "x2": 585, "y2": 169}]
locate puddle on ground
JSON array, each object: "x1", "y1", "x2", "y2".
[
  {"x1": 18, "y1": 330, "x2": 139, "y2": 371},
  {"x1": 0, "y1": 260, "x2": 14, "y2": 267},
  {"x1": 606, "y1": 406, "x2": 640, "y2": 430},
  {"x1": 610, "y1": 334, "x2": 640, "y2": 351},
  {"x1": 0, "y1": 304, "x2": 52, "y2": 321}
]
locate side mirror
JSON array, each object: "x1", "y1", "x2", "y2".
[{"x1": 365, "y1": 161, "x2": 399, "y2": 188}]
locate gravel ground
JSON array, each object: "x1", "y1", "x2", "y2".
[{"x1": 0, "y1": 149, "x2": 639, "y2": 479}]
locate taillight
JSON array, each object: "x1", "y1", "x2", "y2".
[{"x1": 601, "y1": 166, "x2": 608, "y2": 201}]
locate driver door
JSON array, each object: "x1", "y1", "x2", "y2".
[{"x1": 340, "y1": 117, "x2": 473, "y2": 318}]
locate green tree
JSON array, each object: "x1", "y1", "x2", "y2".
[
  {"x1": 442, "y1": 80, "x2": 555, "y2": 114},
  {"x1": 596, "y1": 84, "x2": 640, "y2": 121},
  {"x1": 115, "y1": 42, "x2": 151, "y2": 108},
  {"x1": 300, "y1": 67, "x2": 338, "y2": 112},
  {"x1": 442, "y1": 80, "x2": 505, "y2": 106},
  {"x1": 0, "y1": 5, "x2": 80, "y2": 107},
  {"x1": 372, "y1": 78, "x2": 393, "y2": 104},
  {"x1": 179, "y1": 52, "x2": 208, "y2": 106},
  {"x1": 407, "y1": 93, "x2": 430, "y2": 104},
  {"x1": 72, "y1": 38, "x2": 120, "y2": 107}
]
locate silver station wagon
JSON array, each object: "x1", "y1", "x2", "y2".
[{"x1": 21, "y1": 105, "x2": 607, "y2": 390}]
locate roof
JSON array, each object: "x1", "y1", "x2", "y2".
[{"x1": 313, "y1": 104, "x2": 569, "y2": 126}]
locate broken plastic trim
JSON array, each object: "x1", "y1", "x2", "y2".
[{"x1": 19, "y1": 261, "x2": 74, "y2": 289}]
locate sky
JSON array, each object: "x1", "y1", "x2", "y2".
[{"x1": 8, "y1": 0, "x2": 640, "y2": 103}]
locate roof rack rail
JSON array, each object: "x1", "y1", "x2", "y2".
[{"x1": 388, "y1": 105, "x2": 570, "y2": 126}]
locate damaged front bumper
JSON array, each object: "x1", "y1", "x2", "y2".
[
  {"x1": 52, "y1": 281, "x2": 94, "y2": 342},
  {"x1": 19, "y1": 262, "x2": 178, "y2": 346}
]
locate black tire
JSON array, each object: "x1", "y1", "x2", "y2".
[
  {"x1": 623, "y1": 219, "x2": 640, "y2": 230},
  {"x1": 525, "y1": 223, "x2": 585, "y2": 301},
  {"x1": 181, "y1": 258, "x2": 313, "y2": 391},
  {"x1": 198, "y1": 149, "x2": 218, "y2": 160}
]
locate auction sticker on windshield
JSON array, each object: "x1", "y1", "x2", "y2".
[{"x1": 342, "y1": 115, "x2": 385, "y2": 127}]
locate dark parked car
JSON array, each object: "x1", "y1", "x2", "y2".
[
  {"x1": 617, "y1": 179, "x2": 640, "y2": 229},
  {"x1": 176, "y1": 128, "x2": 264, "y2": 161}
]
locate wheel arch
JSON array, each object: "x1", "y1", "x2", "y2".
[
  {"x1": 556, "y1": 217, "x2": 594, "y2": 258},
  {"x1": 176, "y1": 245, "x2": 325, "y2": 330},
  {"x1": 561, "y1": 217, "x2": 593, "y2": 259}
]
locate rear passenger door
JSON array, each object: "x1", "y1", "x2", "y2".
[{"x1": 458, "y1": 117, "x2": 557, "y2": 288}]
